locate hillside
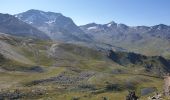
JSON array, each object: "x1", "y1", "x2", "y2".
[
  {"x1": 0, "y1": 33, "x2": 167, "y2": 99},
  {"x1": 108, "y1": 50, "x2": 170, "y2": 76}
]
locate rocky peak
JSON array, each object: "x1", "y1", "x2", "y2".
[{"x1": 106, "y1": 21, "x2": 117, "y2": 27}]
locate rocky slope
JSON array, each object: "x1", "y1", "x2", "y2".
[
  {"x1": 15, "y1": 9, "x2": 91, "y2": 42},
  {"x1": 0, "y1": 13, "x2": 49, "y2": 39},
  {"x1": 108, "y1": 50, "x2": 170, "y2": 75}
]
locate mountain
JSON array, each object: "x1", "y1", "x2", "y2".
[
  {"x1": 0, "y1": 13, "x2": 49, "y2": 39},
  {"x1": 80, "y1": 22, "x2": 170, "y2": 57},
  {"x1": 0, "y1": 10, "x2": 169, "y2": 99},
  {"x1": 14, "y1": 10, "x2": 170, "y2": 57},
  {"x1": 15, "y1": 9, "x2": 91, "y2": 42}
]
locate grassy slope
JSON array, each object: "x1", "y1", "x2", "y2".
[
  {"x1": 110, "y1": 36, "x2": 170, "y2": 59},
  {"x1": 0, "y1": 35, "x2": 166, "y2": 99}
]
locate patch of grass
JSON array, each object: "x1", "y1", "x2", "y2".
[{"x1": 0, "y1": 37, "x2": 165, "y2": 99}]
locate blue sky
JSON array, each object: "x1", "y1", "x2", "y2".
[{"x1": 1, "y1": 0, "x2": 170, "y2": 26}]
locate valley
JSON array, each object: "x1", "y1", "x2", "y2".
[
  {"x1": 0, "y1": 33, "x2": 166, "y2": 99},
  {"x1": 0, "y1": 9, "x2": 169, "y2": 99}
]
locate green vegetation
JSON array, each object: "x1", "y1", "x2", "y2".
[{"x1": 0, "y1": 35, "x2": 167, "y2": 99}]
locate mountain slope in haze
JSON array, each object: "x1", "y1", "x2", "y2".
[
  {"x1": 80, "y1": 22, "x2": 170, "y2": 57},
  {"x1": 0, "y1": 13, "x2": 49, "y2": 39},
  {"x1": 15, "y1": 9, "x2": 91, "y2": 42}
]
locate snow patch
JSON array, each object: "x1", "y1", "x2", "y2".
[
  {"x1": 45, "y1": 20, "x2": 56, "y2": 24},
  {"x1": 87, "y1": 26, "x2": 97, "y2": 30},
  {"x1": 107, "y1": 23, "x2": 112, "y2": 27},
  {"x1": 15, "y1": 15, "x2": 22, "y2": 20},
  {"x1": 25, "y1": 20, "x2": 33, "y2": 24},
  {"x1": 14, "y1": 15, "x2": 18, "y2": 18},
  {"x1": 157, "y1": 26, "x2": 161, "y2": 30}
]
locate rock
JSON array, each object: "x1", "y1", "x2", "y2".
[
  {"x1": 31, "y1": 71, "x2": 95, "y2": 85},
  {"x1": 112, "y1": 69, "x2": 125, "y2": 74},
  {"x1": 28, "y1": 66, "x2": 44, "y2": 73},
  {"x1": 126, "y1": 91, "x2": 138, "y2": 100},
  {"x1": 147, "y1": 92, "x2": 162, "y2": 100}
]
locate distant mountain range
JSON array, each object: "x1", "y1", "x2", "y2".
[
  {"x1": 80, "y1": 22, "x2": 170, "y2": 57},
  {"x1": 0, "y1": 9, "x2": 169, "y2": 57},
  {"x1": 80, "y1": 21, "x2": 170, "y2": 42}
]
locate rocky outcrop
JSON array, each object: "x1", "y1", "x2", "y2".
[{"x1": 108, "y1": 50, "x2": 170, "y2": 75}]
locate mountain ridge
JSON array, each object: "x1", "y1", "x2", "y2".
[
  {"x1": 15, "y1": 9, "x2": 92, "y2": 42},
  {"x1": 0, "y1": 13, "x2": 50, "y2": 40},
  {"x1": 80, "y1": 21, "x2": 170, "y2": 57},
  {"x1": 13, "y1": 9, "x2": 170, "y2": 57}
]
